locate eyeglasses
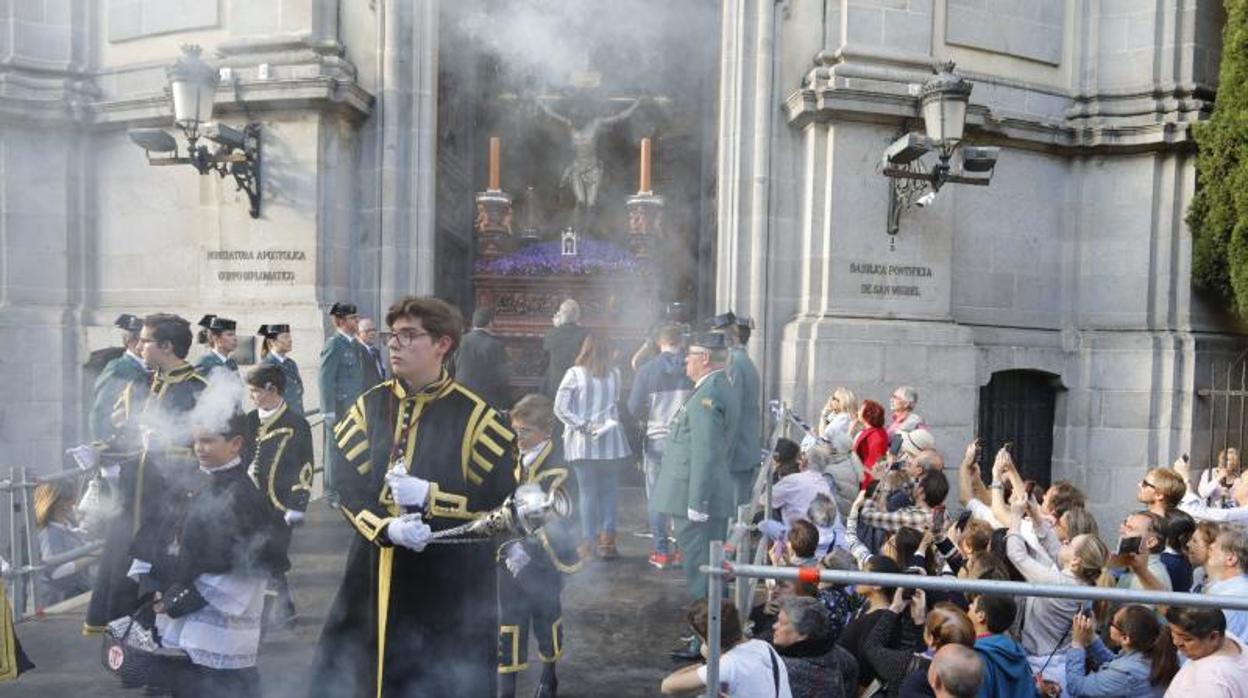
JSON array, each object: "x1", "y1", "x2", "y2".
[{"x1": 381, "y1": 329, "x2": 431, "y2": 347}]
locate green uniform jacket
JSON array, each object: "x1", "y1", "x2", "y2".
[
  {"x1": 318, "y1": 332, "x2": 366, "y2": 419},
  {"x1": 194, "y1": 350, "x2": 239, "y2": 377},
  {"x1": 89, "y1": 352, "x2": 150, "y2": 441},
  {"x1": 652, "y1": 370, "x2": 737, "y2": 519},
  {"x1": 726, "y1": 346, "x2": 761, "y2": 473}
]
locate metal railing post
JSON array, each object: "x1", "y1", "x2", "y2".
[
  {"x1": 9, "y1": 467, "x2": 26, "y2": 618},
  {"x1": 704, "y1": 540, "x2": 725, "y2": 698},
  {"x1": 21, "y1": 467, "x2": 42, "y2": 614},
  {"x1": 732, "y1": 505, "x2": 751, "y2": 618}
]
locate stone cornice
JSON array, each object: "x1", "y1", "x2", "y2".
[
  {"x1": 0, "y1": 32, "x2": 373, "y2": 129},
  {"x1": 786, "y1": 47, "x2": 1213, "y2": 155}
]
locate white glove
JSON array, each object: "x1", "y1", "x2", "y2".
[
  {"x1": 504, "y1": 543, "x2": 531, "y2": 577},
  {"x1": 284, "y1": 510, "x2": 305, "y2": 527},
  {"x1": 386, "y1": 515, "x2": 433, "y2": 552},
  {"x1": 687, "y1": 508, "x2": 710, "y2": 523},
  {"x1": 68, "y1": 444, "x2": 98, "y2": 470},
  {"x1": 126, "y1": 558, "x2": 153, "y2": 582},
  {"x1": 385, "y1": 471, "x2": 431, "y2": 509}
]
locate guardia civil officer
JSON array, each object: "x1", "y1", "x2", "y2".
[
  {"x1": 258, "y1": 324, "x2": 306, "y2": 415},
  {"x1": 89, "y1": 313, "x2": 152, "y2": 442},
  {"x1": 195, "y1": 314, "x2": 240, "y2": 376},
  {"x1": 711, "y1": 312, "x2": 762, "y2": 506},
  {"x1": 318, "y1": 302, "x2": 367, "y2": 503}
]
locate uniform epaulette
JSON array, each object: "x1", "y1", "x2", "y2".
[
  {"x1": 462, "y1": 404, "x2": 516, "y2": 487},
  {"x1": 334, "y1": 397, "x2": 371, "y2": 474}
]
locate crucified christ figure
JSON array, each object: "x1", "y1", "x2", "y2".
[{"x1": 537, "y1": 97, "x2": 644, "y2": 234}]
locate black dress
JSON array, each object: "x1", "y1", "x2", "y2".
[{"x1": 309, "y1": 372, "x2": 517, "y2": 698}]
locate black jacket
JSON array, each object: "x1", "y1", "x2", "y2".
[
  {"x1": 453, "y1": 328, "x2": 512, "y2": 409},
  {"x1": 778, "y1": 636, "x2": 859, "y2": 698},
  {"x1": 541, "y1": 323, "x2": 587, "y2": 396}
]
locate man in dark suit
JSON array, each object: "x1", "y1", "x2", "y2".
[
  {"x1": 357, "y1": 317, "x2": 386, "y2": 388},
  {"x1": 541, "y1": 298, "x2": 587, "y2": 397},
  {"x1": 453, "y1": 308, "x2": 512, "y2": 409}
]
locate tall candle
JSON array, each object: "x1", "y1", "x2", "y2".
[
  {"x1": 639, "y1": 137, "x2": 652, "y2": 193},
  {"x1": 489, "y1": 136, "x2": 501, "y2": 191}
]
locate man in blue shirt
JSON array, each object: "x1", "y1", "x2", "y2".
[
  {"x1": 969, "y1": 594, "x2": 1033, "y2": 698},
  {"x1": 1205, "y1": 526, "x2": 1248, "y2": 638}
]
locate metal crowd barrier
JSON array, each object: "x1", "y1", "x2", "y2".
[
  {"x1": 1, "y1": 463, "x2": 102, "y2": 620},
  {"x1": 697, "y1": 539, "x2": 1248, "y2": 697}
]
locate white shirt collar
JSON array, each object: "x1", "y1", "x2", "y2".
[
  {"x1": 125, "y1": 350, "x2": 147, "y2": 369},
  {"x1": 258, "y1": 403, "x2": 283, "y2": 420},
  {"x1": 271, "y1": 352, "x2": 287, "y2": 363},
  {"x1": 213, "y1": 349, "x2": 228, "y2": 362},
  {"x1": 695, "y1": 368, "x2": 724, "y2": 389},
  {"x1": 201, "y1": 455, "x2": 243, "y2": 475}
]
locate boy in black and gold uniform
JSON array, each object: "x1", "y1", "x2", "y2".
[
  {"x1": 243, "y1": 364, "x2": 314, "y2": 631},
  {"x1": 497, "y1": 394, "x2": 582, "y2": 698},
  {"x1": 86, "y1": 313, "x2": 208, "y2": 635},
  {"x1": 309, "y1": 297, "x2": 517, "y2": 698}
]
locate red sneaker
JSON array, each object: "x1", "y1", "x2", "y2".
[{"x1": 649, "y1": 552, "x2": 671, "y2": 569}]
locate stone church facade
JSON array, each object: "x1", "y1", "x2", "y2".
[{"x1": 0, "y1": 0, "x2": 1236, "y2": 526}]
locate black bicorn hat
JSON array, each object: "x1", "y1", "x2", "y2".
[
  {"x1": 708, "y1": 311, "x2": 737, "y2": 330},
  {"x1": 257, "y1": 324, "x2": 291, "y2": 337},
  {"x1": 329, "y1": 302, "x2": 358, "y2": 318},
  {"x1": 686, "y1": 331, "x2": 728, "y2": 351},
  {"x1": 198, "y1": 314, "x2": 237, "y2": 332},
  {"x1": 114, "y1": 313, "x2": 144, "y2": 333}
]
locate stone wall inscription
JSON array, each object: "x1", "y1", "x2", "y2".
[
  {"x1": 206, "y1": 249, "x2": 308, "y2": 284},
  {"x1": 849, "y1": 261, "x2": 934, "y2": 299}
]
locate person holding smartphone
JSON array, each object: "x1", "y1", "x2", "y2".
[{"x1": 1112, "y1": 512, "x2": 1173, "y2": 595}]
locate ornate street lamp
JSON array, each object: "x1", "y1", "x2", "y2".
[
  {"x1": 127, "y1": 45, "x2": 263, "y2": 218},
  {"x1": 881, "y1": 61, "x2": 997, "y2": 243},
  {"x1": 920, "y1": 61, "x2": 973, "y2": 166}
]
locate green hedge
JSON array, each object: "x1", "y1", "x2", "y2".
[{"x1": 1190, "y1": 0, "x2": 1248, "y2": 315}]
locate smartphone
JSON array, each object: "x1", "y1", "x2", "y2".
[
  {"x1": 956, "y1": 509, "x2": 973, "y2": 531},
  {"x1": 931, "y1": 506, "x2": 947, "y2": 535},
  {"x1": 1117, "y1": 536, "x2": 1142, "y2": 556}
]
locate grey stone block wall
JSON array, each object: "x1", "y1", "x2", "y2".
[{"x1": 107, "y1": 0, "x2": 219, "y2": 43}]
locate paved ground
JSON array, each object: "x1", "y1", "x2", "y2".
[{"x1": 1, "y1": 481, "x2": 692, "y2": 697}]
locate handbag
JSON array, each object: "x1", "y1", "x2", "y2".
[{"x1": 101, "y1": 602, "x2": 189, "y2": 689}]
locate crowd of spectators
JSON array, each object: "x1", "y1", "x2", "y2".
[{"x1": 660, "y1": 385, "x2": 1248, "y2": 697}]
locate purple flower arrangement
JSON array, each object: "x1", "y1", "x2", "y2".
[{"x1": 475, "y1": 239, "x2": 645, "y2": 276}]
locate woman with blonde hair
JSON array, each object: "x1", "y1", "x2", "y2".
[
  {"x1": 553, "y1": 332, "x2": 632, "y2": 559},
  {"x1": 819, "y1": 387, "x2": 859, "y2": 440},
  {"x1": 1004, "y1": 491, "x2": 1113, "y2": 691},
  {"x1": 34, "y1": 479, "x2": 95, "y2": 606}
]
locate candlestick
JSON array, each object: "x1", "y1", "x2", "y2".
[
  {"x1": 489, "y1": 136, "x2": 501, "y2": 191},
  {"x1": 639, "y1": 137, "x2": 652, "y2": 193}
]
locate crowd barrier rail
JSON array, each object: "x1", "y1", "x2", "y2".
[{"x1": 697, "y1": 539, "x2": 1248, "y2": 697}]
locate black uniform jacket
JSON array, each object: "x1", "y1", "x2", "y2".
[
  {"x1": 511, "y1": 439, "x2": 582, "y2": 574},
  {"x1": 244, "y1": 402, "x2": 314, "y2": 514},
  {"x1": 309, "y1": 371, "x2": 517, "y2": 698}
]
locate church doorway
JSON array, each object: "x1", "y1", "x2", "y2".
[{"x1": 976, "y1": 370, "x2": 1062, "y2": 487}]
